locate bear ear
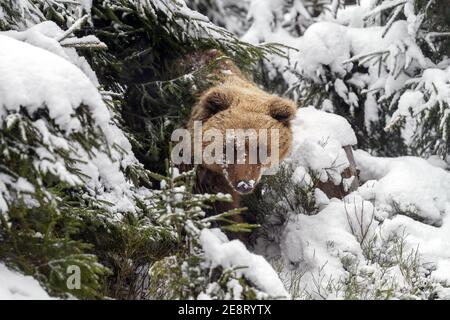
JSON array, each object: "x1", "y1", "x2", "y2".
[
  {"x1": 201, "y1": 87, "x2": 233, "y2": 118},
  {"x1": 268, "y1": 98, "x2": 296, "y2": 125}
]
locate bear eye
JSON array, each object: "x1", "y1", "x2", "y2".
[
  {"x1": 271, "y1": 110, "x2": 291, "y2": 122},
  {"x1": 269, "y1": 98, "x2": 296, "y2": 125},
  {"x1": 203, "y1": 88, "x2": 232, "y2": 115}
]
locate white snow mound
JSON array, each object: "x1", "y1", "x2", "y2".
[
  {"x1": 287, "y1": 107, "x2": 356, "y2": 185},
  {"x1": 200, "y1": 228, "x2": 289, "y2": 298},
  {"x1": 0, "y1": 33, "x2": 108, "y2": 133},
  {"x1": 355, "y1": 150, "x2": 450, "y2": 227},
  {"x1": 0, "y1": 263, "x2": 53, "y2": 300}
]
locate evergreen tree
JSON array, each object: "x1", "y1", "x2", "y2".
[
  {"x1": 0, "y1": 0, "x2": 287, "y2": 300},
  {"x1": 221, "y1": 0, "x2": 450, "y2": 158}
]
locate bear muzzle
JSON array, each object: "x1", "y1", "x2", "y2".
[{"x1": 235, "y1": 179, "x2": 256, "y2": 194}]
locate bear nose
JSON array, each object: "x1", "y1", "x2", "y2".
[{"x1": 235, "y1": 180, "x2": 255, "y2": 194}]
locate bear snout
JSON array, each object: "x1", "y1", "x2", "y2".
[{"x1": 235, "y1": 180, "x2": 256, "y2": 194}]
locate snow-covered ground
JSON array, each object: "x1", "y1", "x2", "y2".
[
  {"x1": 0, "y1": 263, "x2": 52, "y2": 299},
  {"x1": 199, "y1": 228, "x2": 289, "y2": 299},
  {"x1": 253, "y1": 107, "x2": 450, "y2": 299},
  {"x1": 230, "y1": 0, "x2": 450, "y2": 299}
]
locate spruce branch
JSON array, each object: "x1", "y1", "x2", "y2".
[
  {"x1": 363, "y1": 0, "x2": 407, "y2": 21},
  {"x1": 424, "y1": 32, "x2": 450, "y2": 52},
  {"x1": 56, "y1": 14, "x2": 90, "y2": 42}
]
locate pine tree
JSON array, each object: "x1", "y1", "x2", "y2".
[
  {"x1": 0, "y1": 0, "x2": 116, "y2": 299},
  {"x1": 218, "y1": 0, "x2": 450, "y2": 158},
  {"x1": 0, "y1": 0, "x2": 287, "y2": 299}
]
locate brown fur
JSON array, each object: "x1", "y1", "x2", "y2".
[{"x1": 184, "y1": 50, "x2": 296, "y2": 223}]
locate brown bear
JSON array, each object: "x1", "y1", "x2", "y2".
[{"x1": 180, "y1": 50, "x2": 297, "y2": 221}]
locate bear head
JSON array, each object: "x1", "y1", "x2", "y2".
[{"x1": 189, "y1": 82, "x2": 296, "y2": 194}]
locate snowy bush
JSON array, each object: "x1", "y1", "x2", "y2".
[
  {"x1": 246, "y1": 108, "x2": 450, "y2": 299},
  {"x1": 0, "y1": 0, "x2": 286, "y2": 299}
]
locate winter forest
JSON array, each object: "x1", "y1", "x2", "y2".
[{"x1": 0, "y1": 0, "x2": 449, "y2": 300}]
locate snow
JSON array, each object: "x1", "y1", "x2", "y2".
[
  {"x1": 364, "y1": 0, "x2": 407, "y2": 20},
  {"x1": 0, "y1": 16, "x2": 159, "y2": 299},
  {"x1": 335, "y1": 0, "x2": 374, "y2": 27},
  {"x1": 295, "y1": 107, "x2": 357, "y2": 147},
  {"x1": 380, "y1": 214, "x2": 450, "y2": 285},
  {"x1": 4, "y1": 21, "x2": 103, "y2": 85},
  {"x1": 280, "y1": 197, "x2": 369, "y2": 274},
  {"x1": 0, "y1": 33, "x2": 107, "y2": 132},
  {"x1": 238, "y1": 6, "x2": 450, "y2": 297},
  {"x1": 254, "y1": 106, "x2": 450, "y2": 298},
  {"x1": 383, "y1": 66, "x2": 450, "y2": 148},
  {"x1": 0, "y1": 263, "x2": 53, "y2": 299},
  {"x1": 386, "y1": 90, "x2": 424, "y2": 143},
  {"x1": 354, "y1": 150, "x2": 450, "y2": 284},
  {"x1": 0, "y1": 22, "x2": 144, "y2": 217},
  {"x1": 255, "y1": 146, "x2": 450, "y2": 298},
  {"x1": 200, "y1": 228, "x2": 289, "y2": 298},
  {"x1": 1, "y1": 0, "x2": 449, "y2": 301},
  {"x1": 355, "y1": 150, "x2": 450, "y2": 227},
  {"x1": 243, "y1": 1, "x2": 438, "y2": 150},
  {"x1": 290, "y1": 19, "x2": 427, "y2": 86},
  {"x1": 274, "y1": 147, "x2": 450, "y2": 296},
  {"x1": 241, "y1": 0, "x2": 284, "y2": 44},
  {"x1": 287, "y1": 107, "x2": 356, "y2": 185}
]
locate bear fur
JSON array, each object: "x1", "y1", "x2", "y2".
[{"x1": 182, "y1": 50, "x2": 296, "y2": 221}]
